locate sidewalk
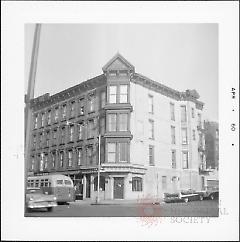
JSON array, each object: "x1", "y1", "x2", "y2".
[{"x1": 70, "y1": 198, "x2": 164, "y2": 206}]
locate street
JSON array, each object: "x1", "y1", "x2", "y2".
[{"x1": 25, "y1": 200, "x2": 219, "y2": 217}]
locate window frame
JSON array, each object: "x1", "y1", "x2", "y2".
[
  {"x1": 149, "y1": 145, "x2": 155, "y2": 166},
  {"x1": 132, "y1": 177, "x2": 143, "y2": 192}
]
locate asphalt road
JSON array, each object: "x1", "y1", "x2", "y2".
[{"x1": 25, "y1": 200, "x2": 219, "y2": 217}]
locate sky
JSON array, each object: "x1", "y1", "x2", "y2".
[{"x1": 25, "y1": 24, "x2": 218, "y2": 121}]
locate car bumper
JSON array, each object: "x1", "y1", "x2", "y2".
[
  {"x1": 28, "y1": 202, "x2": 58, "y2": 209},
  {"x1": 164, "y1": 197, "x2": 183, "y2": 203}
]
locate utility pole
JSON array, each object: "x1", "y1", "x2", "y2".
[{"x1": 25, "y1": 24, "x2": 41, "y2": 212}]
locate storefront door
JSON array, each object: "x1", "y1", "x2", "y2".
[{"x1": 113, "y1": 177, "x2": 124, "y2": 199}]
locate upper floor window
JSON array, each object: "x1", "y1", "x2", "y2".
[
  {"x1": 118, "y1": 142, "x2": 128, "y2": 162},
  {"x1": 181, "y1": 105, "x2": 187, "y2": 122},
  {"x1": 69, "y1": 125, "x2": 74, "y2": 142},
  {"x1": 68, "y1": 150, "x2": 73, "y2": 167},
  {"x1": 77, "y1": 148, "x2": 83, "y2": 166},
  {"x1": 59, "y1": 151, "x2": 64, "y2": 168},
  {"x1": 182, "y1": 151, "x2": 189, "y2": 169},
  {"x1": 39, "y1": 153, "x2": 44, "y2": 171},
  {"x1": 109, "y1": 85, "x2": 117, "y2": 104},
  {"x1": 191, "y1": 107, "x2": 195, "y2": 118},
  {"x1": 60, "y1": 127, "x2": 65, "y2": 144},
  {"x1": 108, "y1": 114, "x2": 117, "y2": 132},
  {"x1": 120, "y1": 85, "x2": 128, "y2": 103},
  {"x1": 101, "y1": 91, "x2": 106, "y2": 108},
  {"x1": 79, "y1": 99, "x2": 84, "y2": 115},
  {"x1": 86, "y1": 146, "x2": 93, "y2": 164},
  {"x1": 32, "y1": 135, "x2": 36, "y2": 148},
  {"x1": 119, "y1": 113, "x2": 128, "y2": 131},
  {"x1": 170, "y1": 103, "x2": 175, "y2": 121},
  {"x1": 149, "y1": 145, "x2": 154, "y2": 166},
  {"x1": 51, "y1": 152, "x2": 56, "y2": 168},
  {"x1": 107, "y1": 143, "x2": 116, "y2": 163},
  {"x1": 62, "y1": 104, "x2": 67, "y2": 119},
  {"x1": 47, "y1": 110, "x2": 51, "y2": 125},
  {"x1": 78, "y1": 123, "x2": 84, "y2": 140},
  {"x1": 87, "y1": 120, "x2": 94, "y2": 138},
  {"x1": 148, "y1": 95, "x2": 154, "y2": 114},
  {"x1": 34, "y1": 114, "x2": 38, "y2": 129},
  {"x1": 46, "y1": 131, "x2": 50, "y2": 146},
  {"x1": 182, "y1": 128, "x2": 188, "y2": 144},
  {"x1": 41, "y1": 113, "x2": 45, "y2": 127},
  {"x1": 197, "y1": 113, "x2": 202, "y2": 126},
  {"x1": 54, "y1": 107, "x2": 59, "y2": 122},
  {"x1": 53, "y1": 129, "x2": 57, "y2": 145},
  {"x1": 100, "y1": 117, "x2": 105, "y2": 135},
  {"x1": 89, "y1": 96, "x2": 95, "y2": 112},
  {"x1": 149, "y1": 119, "x2": 154, "y2": 139},
  {"x1": 44, "y1": 153, "x2": 48, "y2": 170},
  {"x1": 31, "y1": 156, "x2": 35, "y2": 170},
  {"x1": 132, "y1": 177, "x2": 143, "y2": 192},
  {"x1": 39, "y1": 133, "x2": 43, "y2": 148},
  {"x1": 171, "y1": 126, "x2": 176, "y2": 144},
  {"x1": 171, "y1": 150, "x2": 176, "y2": 169},
  {"x1": 70, "y1": 101, "x2": 75, "y2": 117}
]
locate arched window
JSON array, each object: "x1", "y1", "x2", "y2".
[
  {"x1": 132, "y1": 177, "x2": 143, "y2": 191},
  {"x1": 94, "y1": 176, "x2": 105, "y2": 191}
]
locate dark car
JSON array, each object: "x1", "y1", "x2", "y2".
[
  {"x1": 196, "y1": 187, "x2": 219, "y2": 200},
  {"x1": 26, "y1": 187, "x2": 58, "y2": 212},
  {"x1": 164, "y1": 189, "x2": 202, "y2": 203}
]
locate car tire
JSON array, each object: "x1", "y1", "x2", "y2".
[
  {"x1": 184, "y1": 198, "x2": 189, "y2": 203},
  {"x1": 199, "y1": 195, "x2": 203, "y2": 201},
  {"x1": 47, "y1": 207, "x2": 53, "y2": 212}
]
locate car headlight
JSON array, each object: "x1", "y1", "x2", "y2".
[
  {"x1": 29, "y1": 197, "x2": 34, "y2": 201},
  {"x1": 53, "y1": 196, "x2": 57, "y2": 200}
]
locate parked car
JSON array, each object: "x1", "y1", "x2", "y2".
[
  {"x1": 196, "y1": 187, "x2": 219, "y2": 200},
  {"x1": 25, "y1": 187, "x2": 58, "y2": 212},
  {"x1": 164, "y1": 189, "x2": 203, "y2": 203}
]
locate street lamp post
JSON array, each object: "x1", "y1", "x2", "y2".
[{"x1": 97, "y1": 134, "x2": 101, "y2": 204}]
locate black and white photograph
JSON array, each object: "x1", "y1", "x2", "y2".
[{"x1": 2, "y1": 2, "x2": 239, "y2": 241}]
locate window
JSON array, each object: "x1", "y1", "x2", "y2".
[
  {"x1": 181, "y1": 105, "x2": 187, "y2": 122},
  {"x1": 68, "y1": 150, "x2": 73, "y2": 167},
  {"x1": 182, "y1": 128, "x2": 188, "y2": 144},
  {"x1": 149, "y1": 120, "x2": 154, "y2": 139},
  {"x1": 119, "y1": 143, "x2": 128, "y2": 162},
  {"x1": 46, "y1": 131, "x2": 50, "y2": 146},
  {"x1": 101, "y1": 91, "x2": 106, "y2": 108},
  {"x1": 39, "y1": 133, "x2": 43, "y2": 148},
  {"x1": 108, "y1": 114, "x2": 117, "y2": 132},
  {"x1": 79, "y1": 99, "x2": 84, "y2": 115},
  {"x1": 69, "y1": 125, "x2": 74, "y2": 142},
  {"x1": 132, "y1": 177, "x2": 143, "y2": 191},
  {"x1": 87, "y1": 146, "x2": 93, "y2": 164},
  {"x1": 54, "y1": 107, "x2": 59, "y2": 122},
  {"x1": 171, "y1": 150, "x2": 176, "y2": 169},
  {"x1": 34, "y1": 114, "x2": 38, "y2": 129},
  {"x1": 70, "y1": 101, "x2": 75, "y2": 117},
  {"x1": 53, "y1": 129, "x2": 57, "y2": 145},
  {"x1": 89, "y1": 96, "x2": 95, "y2": 112},
  {"x1": 94, "y1": 176, "x2": 105, "y2": 191},
  {"x1": 47, "y1": 110, "x2": 51, "y2": 125},
  {"x1": 44, "y1": 154, "x2": 48, "y2": 169},
  {"x1": 149, "y1": 145, "x2": 154, "y2": 165},
  {"x1": 62, "y1": 104, "x2": 67, "y2": 119},
  {"x1": 171, "y1": 126, "x2": 176, "y2": 144},
  {"x1": 78, "y1": 123, "x2": 84, "y2": 140},
  {"x1": 107, "y1": 143, "x2": 116, "y2": 163},
  {"x1": 162, "y1": 176, "x2": 167, "y2": 190},
  {"x1": 41, "y1": 113, "x2": 45, "y2": 127},
  {"x1": 120, "y1": 85, "x2": 128, "y2": 103},
  {"x1": 59, "y1": 151, "x2": 64, "y2": 168},
  {"x1": 197, "y1": 113, "x2": 202, "y2": 127},
  {"x1": 32, "y1": 135, "x2": 36, "y2": 148},
  {"x1": 51, "y1": 152, "x2": 56, "y2": 168},
  {"x1": 87, "y1": 120, "x2": 94, "y2": 138},
  {"x1": 39, "y1": 154, "x2": 44, "y2": 171},
  {"x1": 60, "y1": 127, "x2": 65, "y2": 144},
  {"x1": 57, "y1": 180, "x2": 63, "y2": 185},
  {"x1": 192, "y1": 129, "x2": 196, "y2": 140},
  {"x1": 119, "y1": 113, "x2": 128, "y2": 131},
  {"x1": 182, "y1": 151, "x2": 189, "y2": 169},
  {"x1": 31, "y1": 156, "x2": 35, "y2": 170},
  {"x1": 191, "y1": 107, "x2": 195, "y2": 118},
  {"x1": 100, "y1": 118, "x2": 105, "y2": 135},
  {"x1": 77, "y1": 148, "x2": 83, "y2": 166},
  {"x1": 170, "y1": 103, "x2": 175, "y2": 121},
  {"x1": 148, "y1": 95, "x2": 153, "y2": 114},
  {"x1": 109, "y1": 85, "x2": 117, "y2": 103}
]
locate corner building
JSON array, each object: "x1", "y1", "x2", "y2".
[{"x1": 29, "y1": 53, "x2": 205, "y2": 201}]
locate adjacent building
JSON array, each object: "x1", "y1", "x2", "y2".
[{"x1": 28, "y1": 53, "x2": 206, "y2": 201}]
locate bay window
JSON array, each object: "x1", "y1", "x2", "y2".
[
  {"x1": 120, "y1": 85, "x2": 128, "y2": 103},
  {"x1": 109, "y1": 85, "x2": 117, "y2": 103}
]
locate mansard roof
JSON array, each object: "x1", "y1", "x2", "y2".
[{"x1": 102, "y1": 53, "x2": 135, "y2": 72}]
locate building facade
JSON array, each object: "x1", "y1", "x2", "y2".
[{"x1": 28, "y1": 53, "x2": 205, "y2": 200}]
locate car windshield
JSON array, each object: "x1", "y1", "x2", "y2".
[{"x1": 26, "y1": 189, "x2": 43, "y2": 194}]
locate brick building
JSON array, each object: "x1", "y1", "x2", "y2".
[{"x1": 28, "y1": 53, "x2": 205, "y2": 201}]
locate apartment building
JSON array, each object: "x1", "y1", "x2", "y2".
[{"x1": 28, "y1": 53, "x2": 205, "y2": 200}]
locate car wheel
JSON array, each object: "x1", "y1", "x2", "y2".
[
  {"x1": 210, "y1": 194, "x2": 215, "y2": 200},
  {"x1": 184, "y1": 198, "x2": 189, "y2": 203},
  {"x1": 47, "y1": 207, "x2": 53, "y2": 212},
  {"x1": 199, "y1": 195, "x2": 203, "y2": 201}
]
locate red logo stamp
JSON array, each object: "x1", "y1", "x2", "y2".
[{"x1": 136, "y1": 195, "x2": 164, "y2": 227}]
